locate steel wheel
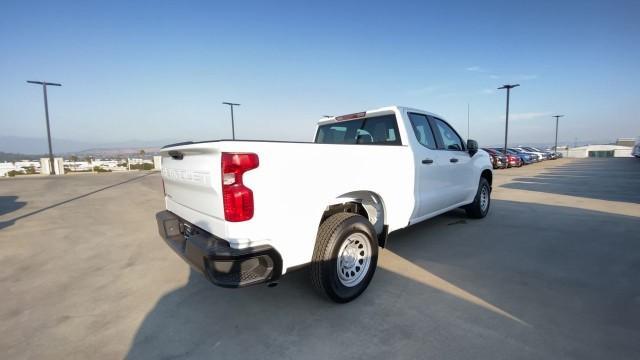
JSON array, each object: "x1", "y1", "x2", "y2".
[
  {"x1": 480, "y1": 184, "x2": 489, "y2": 212},
  {"x1": 336, "y1": 233, "x2": 372, "y2": 287}
]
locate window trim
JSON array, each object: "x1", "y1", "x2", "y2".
[{"x1": 428, "y1": 116, "x2": 466, "y2": 152}]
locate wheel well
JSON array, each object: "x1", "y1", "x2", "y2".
[
  {"x1": 481, "y1": 169, "x2": 492, "y2": 186},
  {"x1": 320, "y1": 191, "x2": 388, "y2": 248},
  {"x1": 320, "y1": 202, "x2": 369, "y2": 224}
]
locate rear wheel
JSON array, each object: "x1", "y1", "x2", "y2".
[
  {"x1": 465, "y1": 177, "x2": 491, "y2": 218},
  {"x1": 310, "y1": 213, "x2": 378, "y2": 303}
]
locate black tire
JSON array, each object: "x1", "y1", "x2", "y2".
[
  {"x1": 310, "y1": 213, "x2": 378, "y2": 303},
  {"x1": 465, "y1": 177, "x2": 491, "y2": 219}
]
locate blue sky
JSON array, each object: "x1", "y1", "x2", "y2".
[{"x1": 1, "y1": 0, "x2": 638, "y2": 148}]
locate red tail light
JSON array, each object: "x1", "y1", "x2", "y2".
[{"x1": 221, "y1": 153, "x2": 259, "y2": 222}]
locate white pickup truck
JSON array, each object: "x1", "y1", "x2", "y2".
[{"x1": 156, "y1": 106, "x2": 493, "y2": 302}]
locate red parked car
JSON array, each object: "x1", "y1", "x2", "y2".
[
  {"x1": 482, "y1": 148, "x2": 507, "y2": 169},
  {"x1": 493, "y1": 149, "x2": 523, "y2": 167},
  {"x1": 506, "y1": 154, "x2": 523, "y2": 167}
]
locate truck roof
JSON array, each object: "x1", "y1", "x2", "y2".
[{"x1": 316, "y1": 105, "x2": 445, "y2": 125}]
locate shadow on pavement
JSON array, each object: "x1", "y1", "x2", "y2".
[
  {"x1": 0, "y1": 173, "x2": 153, "y2": 230},
  {"x1": 0, "y1": 196, "x2": 26, "y2": 217},
  {"x1": 0, "y1": 196, "x2": 27, "y2": 230},
  {"x1": 126, "y1": 200, "x2": 640, "y2": 360},
  {"x1": 501, "y1": 158, "x2": 640, "y2": 204}
]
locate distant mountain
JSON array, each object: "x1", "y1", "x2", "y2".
[
  {"x1": 0, "y1": 136, "x2": 179, "y2": 155},
  {"x1": 0, "y1": 151, "x2": 49, "y2": 161}
]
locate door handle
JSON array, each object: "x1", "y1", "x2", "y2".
[
  {"x1": 422, "y1": 158, "x2": 434, "y2": 164},
  {"x1": 450, "y1": 158, "x2": 459, "y2": 163}
]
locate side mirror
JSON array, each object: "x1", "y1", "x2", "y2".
[{"x1": 467, "y1": 139, "x2": 478, "y2": 156}]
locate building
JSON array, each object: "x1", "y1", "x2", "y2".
[
  {"x1": 616, "y1": 138, "x2": 636, "y2": 147},
  {"x1": 565, "y1": 145, "x2": 633, "y2": 158},
  {"x1": 0, "y1": 160, "x2": 42, "y2": 177},
  {"x1": 0, "y1": 162, "x2": 17, "y2": 177}
]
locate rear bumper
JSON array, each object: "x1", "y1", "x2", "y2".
[{"x1": 156, "y1": 210, "x2": 282, "y2": 288}]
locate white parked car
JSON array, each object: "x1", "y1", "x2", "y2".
[
  {"x1": 514, "y1": 147, "x2": 545, "y2": 161},
  {"x1": 156, "y1": 106, "x2": 493, "y2": 302}
]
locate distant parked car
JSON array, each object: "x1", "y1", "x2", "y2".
[
  {"x1": 507, "y1": 148, "x2": 535, "y2": 164},
  {"x1": 515, "y1": 147, "x2": 546, "y2": 161},
  {"x1": 544, "y1": 149, "x2": 560, "y2": 160},
  {"x1": 632, "y1": 141, "x2": 640, "y2": 158},
  {"x1": 531, "y1": 147, "x2": 554, "y2": 160},
  {"x1": 493, "y1": 148, "x2": 523, "y2": 167},
  {"x1": 482, "y1": 148, "x2": 507, "y2": 169}
]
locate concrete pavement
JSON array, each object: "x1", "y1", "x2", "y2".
[{"x1": 1, "y1": 158, "x2": 639, "y2": 359}]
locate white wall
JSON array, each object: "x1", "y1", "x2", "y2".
[{"x1": 565, "y1": 145, "x2": 633, "y2": 158}]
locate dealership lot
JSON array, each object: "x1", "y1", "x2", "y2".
[{"x1": 1, "y1": 158, "x2": 639, "y2": 359}]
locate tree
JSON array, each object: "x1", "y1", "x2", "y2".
[
  {"x1": 70, "y1": 155, "x2": 78, "y2": 171},
  {"x1": 138, "y1": 150, "x2": 146, "y2": 171},
  {"x1": 85, "y1": 156, "x2": 94, "y2": 173}
]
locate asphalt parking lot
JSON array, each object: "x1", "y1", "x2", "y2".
[{"x1": 1, "y1": 158, "x2": 639, "y2": 359}]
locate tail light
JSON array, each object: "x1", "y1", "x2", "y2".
[
  {"x1": 335, "y1": 111, "x2": 366, "y2": 121},
  {"x1": 221, "y1": 153, "x2": 259, "y2": 222}
]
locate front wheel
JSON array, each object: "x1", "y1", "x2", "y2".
[
  {"x1": 465, "y1": 177, "x2": 491, "y2": 218},
  {"x1": 310, "y1": 213, "x2": 378, "y2": 303}
]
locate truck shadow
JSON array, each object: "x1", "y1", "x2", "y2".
[{"x1": 125, "y1": 200, "x2": 640, "y2": 359}]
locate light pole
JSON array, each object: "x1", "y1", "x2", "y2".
[
  {"x1": 552, "y1": 115, "x2": 564, "y2": 152},
  {"x1": 27, "y1": 80, "x2": 62, "y2": 175},
  {"x1": 222, "y1": 102, "x2": 240, "y2": 140},
  {"x1": 498, "y1": 84, "x2": 519, "y2": 154}
]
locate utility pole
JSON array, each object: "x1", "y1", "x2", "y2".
[
  {"x1": 498, "y1": 84, "x2": 520, "y2": 154},
  {"x1": 222, "y1": 102, "x2": 240, "y2": 140},
  {"x1": 552, "y1": 115, "x2": 564, "y2": 152},
  {"x1": 27, "y1": 80, "x2": 62, "y2": 175}
]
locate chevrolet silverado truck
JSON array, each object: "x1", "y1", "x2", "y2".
[{"x1": 156, "y1": 106, "x2": 493, "y2": 302}]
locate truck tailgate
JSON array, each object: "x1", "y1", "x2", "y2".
[{"x1": 161, "y1": 144, "x2": 223, "y2": 220}]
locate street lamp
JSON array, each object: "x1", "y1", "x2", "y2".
[
  {"x1": 27, "y1": 80, "x2": 62, "y2": 175},
  {"x1": 552, "y1": 115, "x2": 564, "y2": 152},
  {"x1": 497, "y1": 84, "x2": 520, "y2": 155},
  {"x1": 222, "y1": 102, "x2": 240, "y2": 140}
]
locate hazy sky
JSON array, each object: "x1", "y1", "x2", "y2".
[{"x1": 1, "y1": 0, "x2": 638, "y2": 147}]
